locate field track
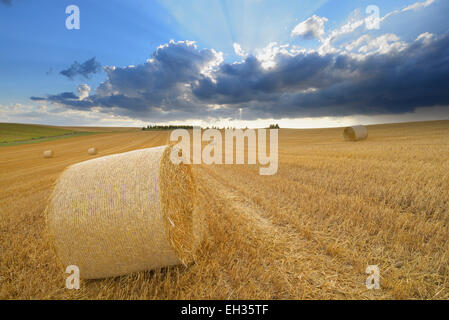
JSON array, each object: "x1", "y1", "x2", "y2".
[{"x1": 0, "y1": 121, "x2": 448, "y2": 299}]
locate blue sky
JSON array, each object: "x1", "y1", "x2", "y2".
[{"x1": 1, "y1": 0, "x2": 448, "y2": 127}]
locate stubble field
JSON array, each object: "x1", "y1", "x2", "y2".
[{"x1": 0, "y1": 120, "x2": 448, "y2": 299}]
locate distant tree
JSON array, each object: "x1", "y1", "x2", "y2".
[{"x1": 141, "y1": 124, "x2": 195, "y2": 131}]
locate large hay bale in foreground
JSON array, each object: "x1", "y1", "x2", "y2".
[
  {"x1": 43, "y1": 150, "x2": 54, "y2": 158},
  {"x1": 87, "y1": 147, "x2": 97, "y2": 155},
  {"x1": 344, "y1": 125, "x2": 368, "y2": 141},
  {"x1": 46, "y1": 145, "x2": 200, "y2": 279}
]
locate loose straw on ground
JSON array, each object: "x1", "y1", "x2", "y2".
[
  {"x1": 46, "y1": 145, "x2": 200, "y2": 279},
  {"x1": 343, "y1": 125, "x2": 368, "y2": 141}
]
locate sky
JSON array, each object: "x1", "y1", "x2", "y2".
[{"x1": 1, "y1": 0, "x2": 448, "y2": 128}]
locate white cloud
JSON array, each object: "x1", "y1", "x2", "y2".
[
  {"x1": 255, "y1": 42, "x2": 282, "y2": 69},
  {"x1": 0, "y1": 103, "x2": 147, "y2": 127},
  {"x1": 345, "y1": 34, "x2": 371, "y2": 52},
  {"x1": 200, "y1": 48, "x2": 224, "y2": 83},
  {"x1": 378, "y1": 0, "x2": 436, "y2": 27},
  {"x1": 345, "y1": 34, "x2": 407, "y2": 56},
  {"x1": 255, "y1": 42, "x2": 306, "y2": 69},
  {"x1": 416, "y1": 32, "x2": 435, "y2": 45},
  {"x1": 302, "y1": 0, "x2": 437, "y2": 57},
  {"x1": 291, "y1": 15, "x2": 328, "y2": 40},
  {"x1": 319, "y1": 0, "x2": 436, "y2": 51},
  {"x1": 233, "y1": 43, "x2": 247, "y2": 57},
  {"x1": 77, "y1": 84, "x2": 90, "y2": 100},
  {"x1": 384, "y1": 0, "x2": 435, "y2": 20},
  {"x1": 360, "y1": 34, "x2": 407, "y2": 54}
]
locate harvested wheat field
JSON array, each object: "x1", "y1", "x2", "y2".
[{"x1": 0, "y1": 120, "x2": 448, "y2": 300}]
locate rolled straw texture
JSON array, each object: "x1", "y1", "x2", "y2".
[
  {"x1": 43, "y1": 150, "x2": 54, "y2": 158},
  {"x1": 46, "y1": 145, "x2": 198, "y2": 279},
  {"x1": 343, "y1": 125, "x2": 368, "y2": 141}
]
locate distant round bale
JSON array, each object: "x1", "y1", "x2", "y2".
[
  {"x1": 46, "y1": 145, "x2": 201, "y2": 279},
  {"x1": 87, "y1": 147, "x2": 97, "y2": 155},
  {"x1": 43, "y1": 150, "x2": 54, "y2": 158},
  {"x1": 343, "y1": 125, "x2": 368, "y2": 141}
]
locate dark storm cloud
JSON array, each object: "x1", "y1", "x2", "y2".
[
  {"x1": 95, "y1": 41, "x2": 219, "y2": 106},
  {"x1": 192, "y1": 31, "x2": 449, "y2": 119},
  {"x1": 33, "y1": 33, "x2": 449, "y2": 121},
  {"x1": 30, "y1": 96, "x2": 46, "y2": 101},
  {"x1": 60, "y1": 57, "x2": 102, "y2": 80},
  {"x1": 44, "y1": 92, "x2": 93, "y2": 109},
  {"x1": 35, "y1": 41, "x2": 222, "y2": 120},
  {"x1": 192, "y1": 53, "x2": 340, "y2": 104}
]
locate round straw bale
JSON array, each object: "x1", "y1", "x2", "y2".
[
  {"x1": 43, "y1": 150, "x2": 54, "y2": 158},
  {"x1": 46, "y1": 145, "x2": 199, "y2": 279},
  {"x1": 343, "y1": 125, "x2": 368, "y2": 141},
  {"x1": 87, "y1": 147, "x2": 97, "y2": 155}
]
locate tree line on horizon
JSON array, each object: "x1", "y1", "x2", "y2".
[{"x1": 142, "y1": 124, "x2": 280, "y2": 131}]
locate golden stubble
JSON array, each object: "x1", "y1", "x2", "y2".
[{"x1": 0, "y1": 121, "x2": 448, "y2": 299}]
